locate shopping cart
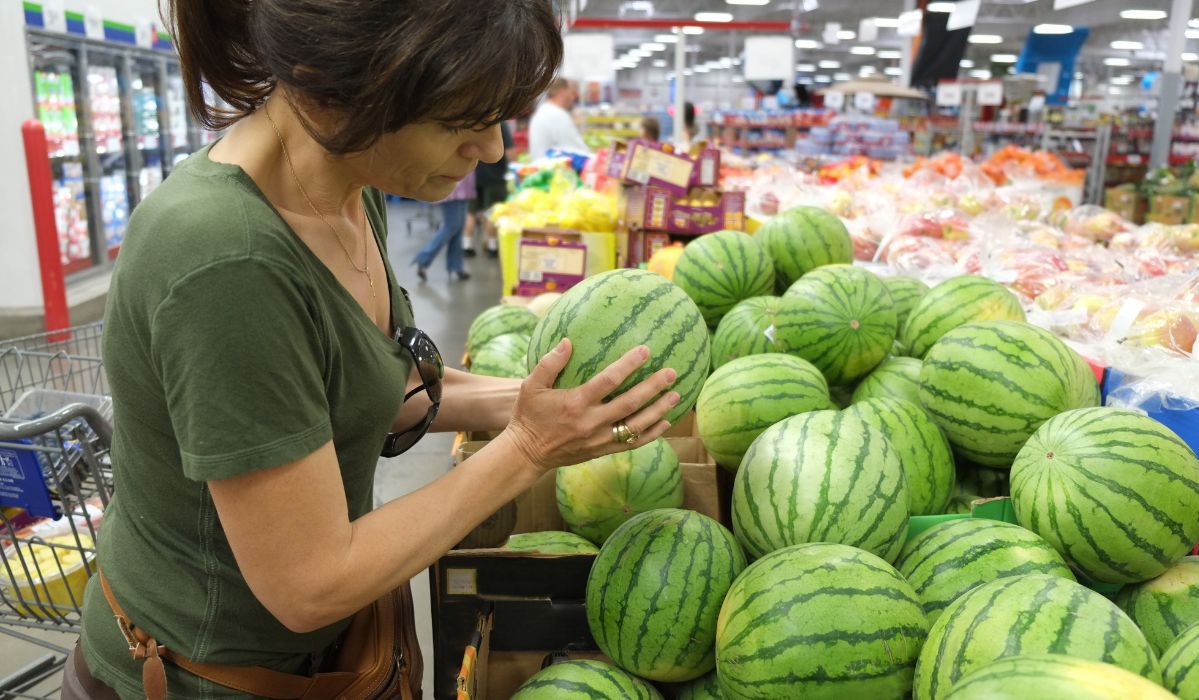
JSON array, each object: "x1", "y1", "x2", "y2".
[{"x1": 0, "y1": 323, "x2": 112, "y2": 699}]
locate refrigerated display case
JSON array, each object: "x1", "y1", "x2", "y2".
[
  {"x1": 131, "y1": 60, "x2": 166, "y2": 199},
  {"x1": 86, "y1": 59, "x2": 132, "y2": 257},
  {"x1": 165, "y1": 65, "x2": 193, "y2": 167}
]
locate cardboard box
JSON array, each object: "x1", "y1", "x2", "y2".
[
  {"x1": 1148, "y1": 195, "x2": 1192, "y2": 225},
  {"x1": 621, "y1": 142, "x2": 696, "y2": 197},
  {"x1": 623, "y1": 186, "x2": 747, "y2": 236},
  {"x1": 1104, "y1": 187, "x2": 1147, "y2": 224},
  {"x1": 430, "y1": 436, "x2": 729, "y2": 698},
  {"x1": 515, "y1": 230, "x2": 588, "y2": 296},
  {"x1": 667, "y1": 190, "x2": 746, "y2": 234},
  {"x1": 688, "y1": 147, "x2": 722, "y2": 189}
]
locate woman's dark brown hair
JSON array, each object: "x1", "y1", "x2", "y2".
[{"x1": 164, "y1": 0, "x2": 563, "y2": 155}]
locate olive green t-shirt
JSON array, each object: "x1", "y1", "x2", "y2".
[{"x1": 80, "y1": 145, "x2": 415, "y2": 699}]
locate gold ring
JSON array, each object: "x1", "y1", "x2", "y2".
[{"x1": 612, "y1": 421, "x2": 639, "y2": 445}]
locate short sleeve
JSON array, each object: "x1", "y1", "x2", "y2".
[{"x1": 150, "y1": 258, "x2": 333, "y2": 481}]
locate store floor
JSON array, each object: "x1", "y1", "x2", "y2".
[{"x1": 0, "y1": 200, "x2": 502, "y2": 697}]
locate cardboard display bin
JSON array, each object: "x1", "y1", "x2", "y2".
[{"x1": 429, "y1": 436, "x2": 729, "y2": 699}]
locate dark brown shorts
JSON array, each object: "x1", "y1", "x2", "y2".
[{"x1": 61, "y1": 641, "x2": 120, "y2": 700}]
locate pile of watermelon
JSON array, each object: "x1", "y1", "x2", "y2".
[{"x1": 466, "y1": 204, "x2": 1199, "y2": 699}]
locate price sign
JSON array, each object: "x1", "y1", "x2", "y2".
[
  {"x1": 936, "y1": 82, "x2": 963, "y2": 107},
  {"x1": 84, "y1": 5, "x2": 104, "y2": 40},
  {"x1": 855, "y1": 92, "x2": 877, "y2": 112},
  {"x1": 42, "y1": 0, "x2": 66, "y2": 33},
  {"x1": 824, "y1": 90, "x2": 845, "y2": 110},
  {"x1": 977, "y1": 81, "x2": 1004, "y2": 106}
]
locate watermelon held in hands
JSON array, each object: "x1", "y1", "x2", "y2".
[
  {"x1": 885, "y1": 276, "x2": 931, "y2": 329},
  {"x1": 511, "y1": 659, "x2": 663, "y2": 699},
  {"x1": 715, "y1": 542, "x2": 928, "y2": 700},
  {"x1": 919, "y1": 320, "x2": 1100, "y2": 467},
  {"x1": 1162, "y1": 622, "x2": 1199, "y2": 700},
  {"x1": 844, "y1": 398, "x2": 955, "y2": 516},
  {"x1": 526, "y1": 269, "x2": 711, "y2": 424},
  {"x1": 943, "y1": 655, "x2": 1180, "y2": 700},
  {"x1": 710, "y1": 296, "x2": 788, "y2": 369},
  {"x1": 586, "y1": 509, "x2": 746, "y2": 682},
  {"x1": 696, "y1": 353, "x2": 833, "y2": 472},
  {"x1": 467, "y1": 304, "x2": 538, "y2": 357},
  {"x1": 672, "y1": 230, "x2": 775, "y2": 327},
  {"x1": 503, "y1": 531, "x2": 599, "y2": 554},
  {"x1": 556, "y1": 438, "x2": 683, "y2": 545},
  {"x1": 469, "y1": 333, "x2": 530, "y2": 378},
  {"x1": 732, "y1": 410, "x2": 909, "y2": 562},
  {"x1": 1011, "y1": 407, "x2": 1199, "y2": 585},
  {"x1": 913, "y1": 574, "x2": 1161, "y2": 700},
  {"x1": 894, "y1": 519, "x2": 1074, "y2": 624},
  {"x1": 900, "y1": 275, "x2": 1026, "y2": 359},
  {"x1": 777, "y1": 265, "x2": 898, "y2": 386},
  {"x1": 1118, "y1": 557, "x2": 1199, "y2": 654},
  {"x1": 757, "y1": 205, "x2": 853, "y2": 291},
  {"x1": 851, "y1": 356, "x2": 923, "y2": 406}
]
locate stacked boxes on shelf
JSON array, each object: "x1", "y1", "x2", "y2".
[
  {"x1": 611, "y1": 140, "x2": 746, "y2": 266},
  {"x1": 797, "y1": 115, "x2": 911, "y2": 161}
]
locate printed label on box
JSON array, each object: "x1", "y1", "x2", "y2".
[
  {"x1": 0, "y1": 445, "x2": 57, "y2": 518},
  {"x1": 445, "y1": 568, "x2": 478, "y2": 596}
]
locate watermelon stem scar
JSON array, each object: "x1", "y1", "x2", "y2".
[
  {"x1": 1046, "y1": 452, "x2": 1055, "y2": 460},
  {"x1": 850, "y1": 319, "x2": 861, "y2": 330}
]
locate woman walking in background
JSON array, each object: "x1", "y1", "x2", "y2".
[{"x1": 414, "y1": 170, "x2": 476, "y2": 281}]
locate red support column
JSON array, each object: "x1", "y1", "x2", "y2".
[{"x1": 22, "y1": 120, "x2": 70, "y2": 336}]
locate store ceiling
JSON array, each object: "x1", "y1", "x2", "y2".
[{"x1": 578, "y1": 0, "x2": 1196, "y2": 84}]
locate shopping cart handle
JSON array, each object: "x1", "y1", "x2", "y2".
[{"x1": 0, "y1": 402, "x2": 113, "y2": 447}]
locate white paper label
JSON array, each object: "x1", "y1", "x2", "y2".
[
  {"x1": 854, "y1": 92, "x2": 876, "y2": 112},
  {"x1": 1106, "y1": 299, "x2": 1147, "y2": 343},
  {"x1": 134, "y1": 18, "x2": 153, "y2": 48},
  {"x1": 977, "y1": 82, "x2": 1004, "y2": 106},
  {"x1": 858, "y1": 19, "x2": 878, "y2": 44},
  {"x1": 445, "y1": 568, "x2": 478, "y2": 596},
  {"x1": 824, "y1": 90, "x2": 845, "y2": 110},
  {"x1": 823, "y1": 22, "x2": 842, "y2": 45},
  {"x1": 898, "y1": 10, "x2": 923, "y2": 37},
  {"x1": 947, "y1": 0, "x2": 980, "y2": 31},
  {"x1": 42, "y1": 0, "x2": 67, "y2": 33},
  {"x1": 763, "y1": 324, "x2": 777, "y2": 344},
  {"x1": 744, "y1": 36, "x2": 796, "y2": 81},
  {"x1": 84, "y1": 5, "x2": 104, "y2": 40},
  {"x1": 937, "y1": 83, "x2": 963, "y2": 107}
]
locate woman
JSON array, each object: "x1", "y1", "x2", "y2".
[
  {"x1": 413, "y1": 170, "x2": 474, "y2": 281},
  {"x1": 69, "y1": 1, "x2": 679, "y2": 698}
]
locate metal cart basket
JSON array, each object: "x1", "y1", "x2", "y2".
[{"x1": 0, "y1": 323, "x2": 112, "y2": 699}]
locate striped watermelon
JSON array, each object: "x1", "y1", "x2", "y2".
[
  {"x1": 732, "y1": 410, "x2": 909, "y2": 561},
  {"x1": 467, "y1": 304, "x2": 538, "y2": 356},
  {"x1": 1162, "y1": 622, "x2": 1199, "y2": 700},
  {"x1": 757, "y1": 205, "x2": 853, "y2": 291},
  {"x1": 900, "y1": 276, "x2": 1026, "y2": 358},
  {"x1": 913, "y1": 574, "x2": 1161, "y2": 700},
  {"x1": 919, "y1": 320, "x2": 1100, "y2": 467},
  {"x1": 672, "y1": 230, "x2": 775, "y2": 327},
  {"x1": 716, "y1": 543, "x2": 929, "y2": 699},
  {"x1": 556, "y1": 438, "x2": 683, "y2": 545},
  {"x1": 710, "y1": 297, "x2": 787, "y2": 369},
  {"x1": 1119, "y1": 557, "x2": 1199, "y2": 654},
  {"x1": 851, "y1": 356, "x2": 923, "y2": 406},
  {"x1": 469, "y1": 333, "x2": 530, "y2": 378},
  {"x1": 696, "y1": 354, "x2": 833, "y2": 472},
  {"x1": 1011, "y1": 407, "x2": 1199, "y2": 584},
  {"x1": 844, "y1": 398, "x2": 956, "y2": 515},
  {"x1": 526, "y1": 269, "x2": 710, "y2": 424},
  {"x1": 895, "y1": 519, "x2": 1074, "y2": 624},
  {"x1": 511, "y1": 659, "x2": 663, "y2": 699},
  {"x1": 504, "y1": 531, "x2": 599, "y2": 554},
  {"x1": 587, "y1": 509, "x2": 746, "y2": 682},
  {"x1": 885, "y1": 276, "x2": 931, "y2": 329},
  {"x1": 944, "y1": 655, "x2": 1180, "y2": 700},
  {"x1": 778, "y1": 265, "x2": 897, "y2": 385},
  {"x1": 676, "y1": 671, "x2": 723, "y2": 699}
]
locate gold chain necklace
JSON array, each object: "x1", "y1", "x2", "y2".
[{"x1": 263, "y1": 100, "x2": 377, "y2": 310}]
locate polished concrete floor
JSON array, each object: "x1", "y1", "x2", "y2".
[{"x1": 0, "y1": 200, "x2": 503, "y2": 697}]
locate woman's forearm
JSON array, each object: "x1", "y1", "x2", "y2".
[{"x1": 393, "y1": 367, "x2": 519, "y2": 434}]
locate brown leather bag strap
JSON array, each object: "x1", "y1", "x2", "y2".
[{"x1": 99, "y1": 572, "x2": 359, "y2": 700}]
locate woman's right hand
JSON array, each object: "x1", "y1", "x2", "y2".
[{"x1": 502, "y1": 338, "x2": 680, "y2": 473}]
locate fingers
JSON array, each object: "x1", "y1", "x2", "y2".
[
  {"x1": 602, "y1": 367, "x2": 678, "y2": 422},
  {"x1": 580, "y1": 345, "x2": 651, "y2": 402},
  {"x1": 623, "y1": 389, "x2": 681, "y2": 438},
  {"x1": 525, "y1": 338, "x2": 572, "y2": 390}
]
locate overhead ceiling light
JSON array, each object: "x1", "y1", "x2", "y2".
[
  {"x1": 652, "y1": 59, "x2": 668, "y2": 67},
  {"x1": 695, "y1": 11, "x2": 734, "y2": 22},
  {"x1": 795, "y1": 38, "x2": 823, "y2": 49},
  {"x1": 798, "y1": 76, "x2": 814, "y2": 85},
  {"x1": 726, "y1": 0, "x2": 769, "y2": 4},
  {"x1": 970, "y1": 69, "x2": 992, "y2": 79},
  {"x1": 1184, "y1": 52, "x2": 1199, "y2": 61},
  {"x1": 837, "y1": 30, "x2": 857, "y2": 40},
  {"x1": 674, "y1": 25, "x2": 705, "y2": 34},
  {"x1": 960, "y1": 58, "x2": 974, "y2": 68},
  {"x1": 819, "y1": 59, "x2": 841, "y2": 68},
  {"x1": 1110, "y1": 75, "x2": 1135, "y2": 84},
  {"x1": 733, "y1": 58, "x2": 742, "y2": 65},
  {"x1": 991, "y1": 54, "x2": 1018, "y2": 63},
  {"x1": 732, "y1": 75, "x2": 746, "y2": 82},
  {"x1": 1109, "y1": 87, "x2": 1123, "y2": 95},
  {"x1": 720, "y1": 57, "x2": 735, "y2": 67},
  {"x1": 815, "y1": 75, "x2": 832, "y2": 83},
  {"x1": 1034, "y1": 24, "x2": 1073, "y2": 34},
  {"x1": 683, "y1": 69, "x2": 694, "y2": 76},
  {"x1": 878, "y1": 50, "x2": 902, "y2": 59},
  {"x1": 1110, "y1": 40, "x2": 1145, "y2": 50},
  {"x1": 1191, "y1": 18, "x2": 1199, "y2": 27},
  {"x1": 641, "y1": 42, "x2": 667, "y2": 51},
  {"x1": 834, "y1": 72, "x2": 852, "y2": 81},
  {"x1": 1188, "y1": 29, "x2": 1199, "y2": 39},
  {"x1": 1104, "y1": 57, "x2": 1132, "y2": 66},
  {"x1": 885, "y1": 66, "x2": 903, "y2": 76},
  {"x1": 927, "y1": 2, "x2": 955, "y2": 12},
  {"x1": 666, "y1": 72, "x2": 676, "y2": 79},
  {"x1": 873, "y1": 18, "x2": 901, "y2": 28},
  {"x1": 694, "y1": 66, "x2": 711, "y2": 73},
  {"x1": 969, "y1": 34, "x2": 1003, "y2": 44},
  {"x1": 1120, "y1": 9, "x2": 1167, "y2": 19},
  {"x1": 851, "y1": 46, "x2": 876, "y2": 55},
  {"x1": 655, "y1": 34, "x2": 679, "y2": 43},
  {"x1": 630, "y1": 49, "x2": 652, "y2": 58},
  {"x1": 796, "y1": 63, "x2": 817, "y2": 71}
]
